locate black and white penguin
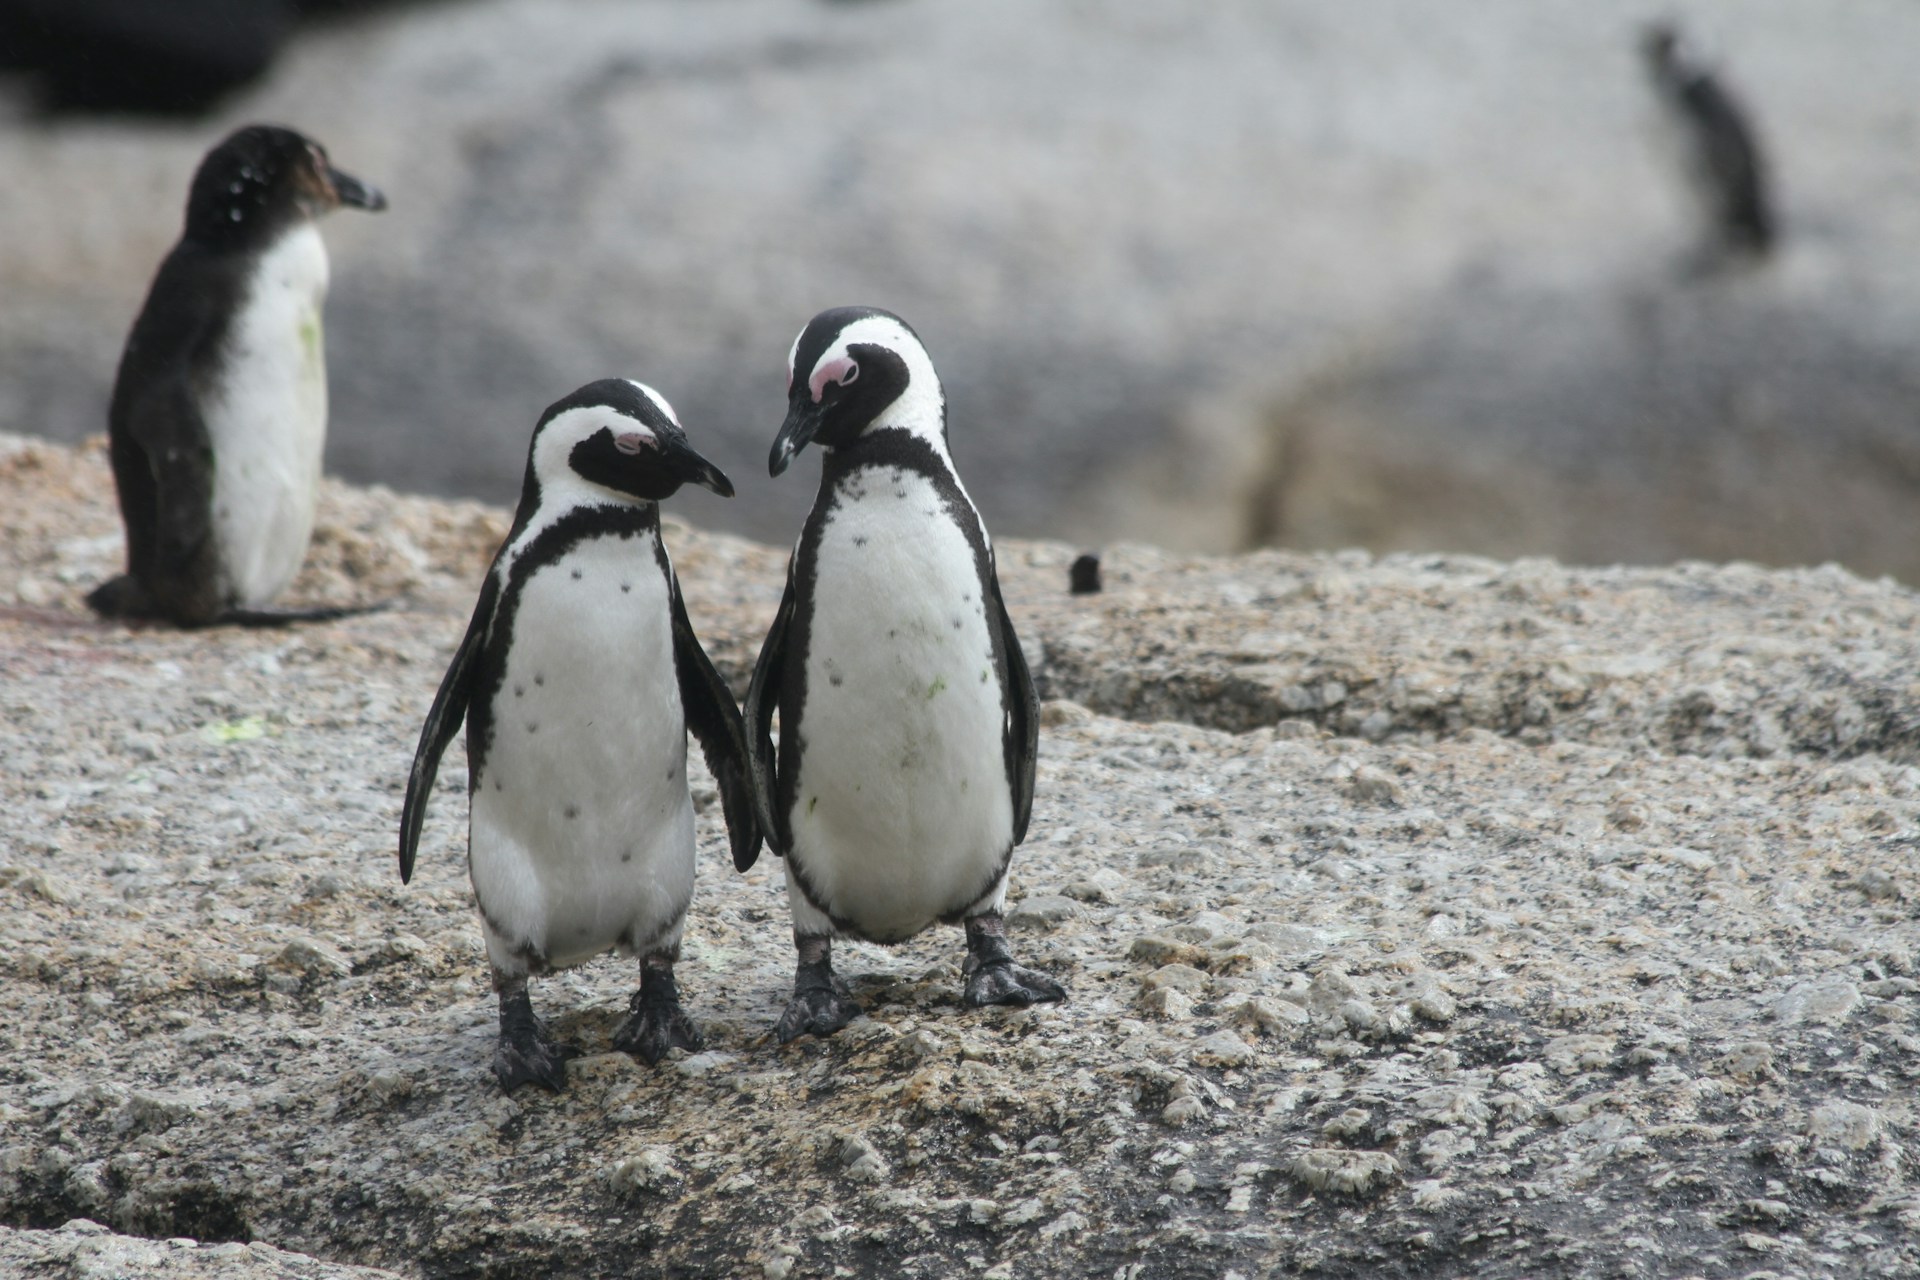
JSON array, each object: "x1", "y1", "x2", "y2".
[
  {"x1": 745, "y1": 306, "x2": 1066, "y2": 1042},
  {"x1": 1641, "y1": 22, "x2": 1774, "y2": 266},
  {"x1": 399, "y1": 379, "x2": 760, "y2": 1092},
  {"x1": 87, "y1": 124, "x2": 386, "y2": 627}
]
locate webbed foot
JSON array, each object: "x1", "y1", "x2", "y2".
[
  {"x1": 773, "y1": 937, "x2": 862, "y2": 1043},
  {"x1": 612, "y1": 961, "x2": 702, "y2": 1065},
  {"x1": 494, "y1": 988, "x2": 574, "y2": 1092},
  {"x1": 962, "y1": 913, "x2": 1067, "y2": 1008}
]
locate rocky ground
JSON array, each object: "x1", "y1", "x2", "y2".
[{"x1": 1, "y1": 433, "x2": 1917, "y2": 1278}]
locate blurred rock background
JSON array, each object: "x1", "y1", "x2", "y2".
[{"x1": 3, "y1": 0, "x2": 1918, "y2": 575}]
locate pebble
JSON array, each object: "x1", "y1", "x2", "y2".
[
  {"x1": 1191, "y1": 1031, "x2": 1256, "y2": 1068},
  {"x1": 1142, "y1": 963, "x2": 1210, "y2": 995},
  {"x1": 607, "y1": 1147, "x2": 680, "y2": 1197},
  {"x1": 1227, "y1": 996, "x2": 1309, "y2": 1036},
  {"x1": 1007, "y1": 895, "x2": 1083, "y2": 930},
  {"x1": 1287, "y1": 1149, "x2": 1400, "y2": 1195},
  {"x1": 1140, "y1": 988, "x2": 1193, "y2": 1021},
  {"x1": 1807, "y1": 1100, "x2": 1881, "y2": 1151},
  {"x1": 1347, "y1": 765, "x2": 1403, "y2": 805},
  {"x1": 1129, "y1": 934, "x2": 1207, "y2": 968},
  {"x1": 1773, "y1": 978, "x2": 1862, "y2": 1026}
]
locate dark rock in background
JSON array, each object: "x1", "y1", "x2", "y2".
[
  {"x1": 2, "y1": 0, "x2": 1919, "y2": 573},
  {"x1": 0, "y1": 0, "x2": 427, "y2": 114},
  {"x1": 1122, "y1": 270, "x2": 1920, "y2": 581},
  {"x1": 0, "y1": 0, "x2": 296, "y2": 113}
]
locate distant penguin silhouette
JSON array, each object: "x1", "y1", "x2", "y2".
[
  {"x1": 87, "y1": 124, "x2": 386, "y2": 627},
  {"x1": 1641, "y1": 22, "x2": 1774, "y2": 268}
]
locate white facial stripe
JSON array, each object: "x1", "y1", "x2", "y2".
[
  {"x1": 533, "y1": 405, "x2": 645, "y2": 486},
  {"x1": 786, "y1": 331, "x2": 803, "y2": 394},
  {"x1": 627, "y1": 379, "x2": 682, "y2": 429},
  {"x1": 805, "y1": 315, "x2": 920, "y2": 402},
  {"x1": 803, "y1": 315, "x2": 944, "y2": 442}
]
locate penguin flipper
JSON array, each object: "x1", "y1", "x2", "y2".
[
  {"x1": 398, "y1": 574, "x2": 496, "y2": 884},
  {"x1": 989, "y1": 561, "x2": 1040, "y2": 845},
  {"x1": 105, "y1": 379, "x2": 221, "y2": 624},
  {"x1": 668, "y1": 571, "x2": 763, "y2": 872},
  {"x1": 744, "y1": 566, "x2": 797, "y2": 857}
]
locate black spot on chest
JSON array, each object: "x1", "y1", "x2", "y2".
[{"x1": 466, "y1": 504, "x2": 661, "y2": 785}]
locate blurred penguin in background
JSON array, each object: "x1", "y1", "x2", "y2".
[{"x1": 1641, "y1": 21, "x2": 1775, "y2": 272}]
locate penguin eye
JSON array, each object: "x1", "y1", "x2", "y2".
[
  {"x1": 612, "y1": 430, "x2": 649, "y2": 456},
  {"x1": 839, "y1": 362, "x2": 860, "y2": 386}
]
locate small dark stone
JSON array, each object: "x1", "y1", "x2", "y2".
[
  {"x1": 564, "y1": 805, "x2": 578, "y2": 820},
  {"x1": 571, "y1": 568, "x2": 582, "y2": 580},
  {"x1": 1069, "y1": 552, "x2": 1103, "y2": 595},
  {"x1": 621, "y1": 583, "x2": 631, "y2": 593}
]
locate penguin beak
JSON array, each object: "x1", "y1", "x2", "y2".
[
  {"x1": 769, "y1": 400, "x2": 825, "y2": 477},
  {"x1": 329, "y1": 167, "x2": 388, "y2": 213},
  {"x1": 665, "y1": 432, "x2": 735, "y2": 498}
]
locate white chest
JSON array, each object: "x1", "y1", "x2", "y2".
[
  {"x1": 207, "y1": 223, "x2": 331, "y2": 606},
  {"x1": 788, "y1": 468, "x2": 1011, "y2": 935},
  {"x1": 469, "y1": 533, "x2": 695, "y2": 968}
]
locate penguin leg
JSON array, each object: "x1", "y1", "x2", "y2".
[
  {"x1": 962, "y1": 911, "x2": 1067, "y2": 1008},
  {"x1": 773, "y1": 933, "x2": 863, "y2": 1044},
  {"x1": 491, "y1": 971, "x2": 573, "y2": 1093},
  {"x1": 611, "y1": 951, "x2": 702, "y2": 1065}
]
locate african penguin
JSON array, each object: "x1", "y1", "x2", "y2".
[
  {"x1": 1641, "y1": 22, "x2": 1774, "y2": 268},
  {"x1": 87, "y1": 124, "x2": 386, "y2": 628},
  {"x1": 400, "y1": 379, "x2": 760, "y2": 1093},
  {"x1": 745, "y1": 306, "x2": 1066, "y2": 1042}
]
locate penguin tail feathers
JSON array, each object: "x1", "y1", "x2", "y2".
[
  {"x1": 84, "y1": 575, "x2": 151, "y2": 618},
  {"x1": 221, "y1": 599, "x2": 396, "y2": 628}
]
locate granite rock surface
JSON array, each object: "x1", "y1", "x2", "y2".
[{"x1": 1, "y1": 434, "x2": 1917, "y2": 1278}]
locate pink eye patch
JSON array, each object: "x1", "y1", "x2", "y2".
[{"x1": 808, "y1": 354, "x2": 859, "y2": 404}]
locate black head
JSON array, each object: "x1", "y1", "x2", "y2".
[
  {"x1": 769, "y1": 305, "x2": 945, "y2": 476},
  {"x1": 519, "y1": 378, "x2": 734, "y2": 514},
  {"x1": 183, "y1": 124, "x2": 386, "y2": 247},
  {"x1": 1640, "y1": 22, "x2": 1683, "y2": 74}
]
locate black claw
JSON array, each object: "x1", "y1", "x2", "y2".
[
  {"x1": 494, "y1": 990, "x2": 572, "y2": 1092},
  {"x1": 612, "y1": 966, "x2": 703, "y2": 1065},
  {"x1": 774, "y1": 951, "x2": 862, "y2": 1043}
]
